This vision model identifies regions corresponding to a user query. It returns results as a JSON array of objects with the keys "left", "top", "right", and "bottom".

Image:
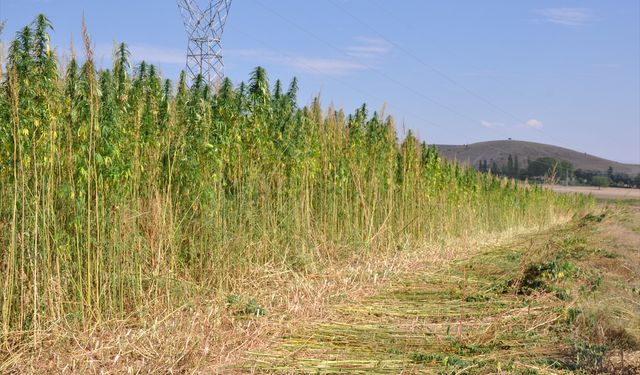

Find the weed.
[
  {"left": 242, "top": 298, "right": 268, "bottom": 317},
  {"left": 554, "top": 287, "right": 572, "bottom": 301},
  {"left": 226, "top": 294, "right": 240, "bottom": 306},
  {"left": 515, "top": 258, "right": 579, "bottom": 295},
  {"left": 564, "top": 307, "right": 582, "bottom": 324},
  {"left": 411, "top": 352, "right": 478, "bottom": 369},
  {"left": 464, "top": 294, "right": 490, "bottom": 302},
  {"left": 594, "top": 248, "right": 619, "bottom": 259},
  {"left": 572, "top": 341, "right": 609, "bottom": 372},
  {"left": 411, "top": 352, "right": 443, "bottom": 363},
  {"left": 227, "top": 295, "right": 267, "bottom": 317},
  {"left": 582, "top": 213, "right": 606, "bottom": 224},
  {"left": 589, "top": 274, "right": 604, "bottom": 291}
]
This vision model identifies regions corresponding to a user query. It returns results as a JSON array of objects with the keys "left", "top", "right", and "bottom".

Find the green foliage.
[
  {"left": 226, "top": 295, "right": 267, "bottom": 317},
  {"left": 527, "top": 157, "right": 574, "bottom": 178},
  {"left": 0, "top": 15, "right": 588, "bottom": 335},
  {"left": 572, "top": 341, "right": 608, "bottom": 372},
  {"left": 582, "top": 212, "right": 606, "bottom": 223},
  {"left": 515, "top": 258, "right": 578, "bottom": 296},
  {"left": 591, "top": 175, "right": 610, "bottom": 188}
]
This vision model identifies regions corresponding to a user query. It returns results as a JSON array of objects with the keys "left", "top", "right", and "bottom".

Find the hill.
[{"left": 435, "top": 140, "right": 640, "bottom": 176}]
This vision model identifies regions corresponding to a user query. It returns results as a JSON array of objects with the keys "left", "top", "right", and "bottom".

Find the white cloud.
[
  {"left": 228, "top": 48, "right": 368, "bottom": 76},
  {"left": 88, "top": 41, "right": 375, "bottom": 76},
  {"left": 128, "top": 45, "right": 185, "bottom": 65},
  {"left": 481, "top": 120, "right": 504, "bottom": 129},
  {"left": 344, "top": 37, "right": 391, "bottom": 59},
  {"left": 532, "top": 8, "right": 593, "bottom": 27},
  {"left": 482, "top": 119, "right": 544, "bottom": 131},
  {"left": 228, "top": 37, "right": 388, "bottom": 76},
  {"left": 524, "top": 119, "right": 544, "bottom": 129},
  {"left": 94, "top": 43, "right": 185, "bottom": 65},
  {"left": 287, "top": 57, "right": 366, "bottom": 75}
]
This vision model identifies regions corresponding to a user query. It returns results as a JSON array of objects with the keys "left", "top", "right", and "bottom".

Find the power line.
[
  {"left": 248, "top": 0, "right": 548, "bottom": 165},
  {"left": 369, "top": 0, "right": 534, "bottom": 110},
  {"left": 232, "top": 26, "right": 479, "bottom": 144},
  {"left": 253, "top": 0, "right": 486, "bottom": 128},
  {"left": 327, "top": 0, "right": 527, "bottom": 125},
  {"left": 252, "top": 0, "right": 514, "bottom": 144},
  {"left": 326, "top": 0, "right": 577, "bottom": 149},
  {"left": 233, "top": 25, "right": 529, "bottom": 171},
  {"left": 234, "top": 2, "right": 563, "bottom": 171}
]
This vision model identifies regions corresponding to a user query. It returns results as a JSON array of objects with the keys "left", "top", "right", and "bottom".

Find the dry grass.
[
  {"left": 4, "top": 203, "right": 636, "bottom": 374},
  {"left": 0, "top": 219, "right": 570, "bottom": 374},
  {"left": 238, "top": 202, "right": 640, "bottom": 374}
]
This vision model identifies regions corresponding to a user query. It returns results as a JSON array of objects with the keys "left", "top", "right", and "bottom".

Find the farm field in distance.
[{"left": 548, "top": 185, "right": 640, "bottom": 201}]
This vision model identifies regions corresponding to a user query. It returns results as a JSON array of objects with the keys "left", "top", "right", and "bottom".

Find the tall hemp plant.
[{"left": 0, "top": 15, "right": 589, "bottom": 340}]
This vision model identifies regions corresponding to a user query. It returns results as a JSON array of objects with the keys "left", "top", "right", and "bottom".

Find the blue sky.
[{"left": 2, "top": 0, "right": 639, "bottom": 164}]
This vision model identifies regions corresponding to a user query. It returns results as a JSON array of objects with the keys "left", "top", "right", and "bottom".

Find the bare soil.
[{"left": 548, "top": 185, "right": 640, "bottom": 200}]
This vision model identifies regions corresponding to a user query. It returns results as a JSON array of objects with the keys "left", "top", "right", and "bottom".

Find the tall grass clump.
[{"left": 0, "top": 16, "right": 589, "bottom": 340}]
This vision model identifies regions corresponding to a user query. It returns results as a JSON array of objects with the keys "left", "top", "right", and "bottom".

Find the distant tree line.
[
  {"left": 477, "top": 155, "right": 640, "bottom": 188},
  {"left": 574, "top": 167, "right": 639, "bottom": 188}
]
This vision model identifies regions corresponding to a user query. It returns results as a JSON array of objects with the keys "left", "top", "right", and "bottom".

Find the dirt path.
[{"left": 239, "top": 203, "right": 640, "bottom": 374}]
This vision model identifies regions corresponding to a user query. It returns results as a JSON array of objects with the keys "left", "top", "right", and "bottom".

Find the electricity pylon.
[{"left": 177, "top": 0, "right": 232, "bottom": 89}]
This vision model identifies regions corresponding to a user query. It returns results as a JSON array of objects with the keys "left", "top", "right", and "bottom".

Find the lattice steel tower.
[{"left": 177, "top": 0, "right": 232, "bottom": 89}]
